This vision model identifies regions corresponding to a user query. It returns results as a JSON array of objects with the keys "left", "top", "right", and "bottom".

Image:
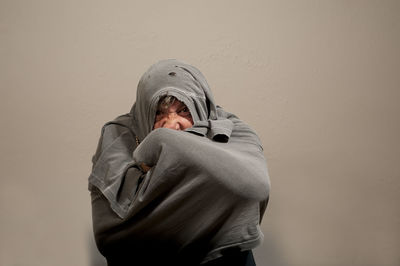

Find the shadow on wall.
[{"left": 88, "top": 229, "right": 287, "bottom": 266}]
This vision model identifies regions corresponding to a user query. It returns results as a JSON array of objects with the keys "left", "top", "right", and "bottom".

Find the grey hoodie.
[{"left": 88, "top": 59, "right": 270, "bottom": 265}]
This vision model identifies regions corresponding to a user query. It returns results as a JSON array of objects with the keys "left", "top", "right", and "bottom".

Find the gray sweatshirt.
[{"left": 88, "top": 59, "right": 270, "bottom": 265}]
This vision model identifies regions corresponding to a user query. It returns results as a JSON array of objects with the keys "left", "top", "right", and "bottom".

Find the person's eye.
[
  {"left": 179, "top": 107, "right": 191, "bottom": 117},
  {"left": 179, "top": 107, "right": 190, "bottom": 115}
]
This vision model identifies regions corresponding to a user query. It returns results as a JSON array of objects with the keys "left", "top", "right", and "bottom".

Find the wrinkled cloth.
[{"left": 88, "top": 59, "right": 270, "bottom": 265}]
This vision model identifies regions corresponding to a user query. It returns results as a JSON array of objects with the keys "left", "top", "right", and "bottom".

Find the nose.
[{"left": 160, "top": 113, "right": 182, "bottom": 130}]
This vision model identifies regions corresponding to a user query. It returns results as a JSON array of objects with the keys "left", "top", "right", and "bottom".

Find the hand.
[{"left": 140, "top": 163, "right": 151, "bottom": 173}]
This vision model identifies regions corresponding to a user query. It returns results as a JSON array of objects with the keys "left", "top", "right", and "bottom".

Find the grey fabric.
[{"left": 88, "top": 59, "right": 270, "bottom": 264}]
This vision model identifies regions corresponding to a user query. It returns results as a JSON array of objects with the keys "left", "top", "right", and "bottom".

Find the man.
[{"left": 88, "top": 59, "right": 270, "bottom": 265}]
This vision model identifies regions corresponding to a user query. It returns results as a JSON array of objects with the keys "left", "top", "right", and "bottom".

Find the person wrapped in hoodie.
[{"left": 88, "top": 59, "right": 270, "bottom": 265}]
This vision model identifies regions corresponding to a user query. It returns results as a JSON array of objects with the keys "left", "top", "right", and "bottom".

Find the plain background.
[{"left": 1, "top": 1, "right": 399, "bottom": 265}]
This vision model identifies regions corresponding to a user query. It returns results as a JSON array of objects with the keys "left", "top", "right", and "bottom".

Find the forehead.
[
  {"left": 157, "top": 96, "right": 187, "bottom": 110},
  {"left": 171, "top": 100, "right": 186, "bottom": 106}
]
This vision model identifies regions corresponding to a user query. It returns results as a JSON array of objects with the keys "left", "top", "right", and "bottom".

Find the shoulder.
[
  {"left": 92, "top": 113, "right": 137, "bottom": 164},
  {"left": 216, "top": 106, "right": 263, "bottom": 150}
]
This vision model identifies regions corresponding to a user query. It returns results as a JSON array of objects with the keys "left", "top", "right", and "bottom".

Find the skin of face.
[{"left": 153, "top": 100, "right": 193, "bottom": 130}]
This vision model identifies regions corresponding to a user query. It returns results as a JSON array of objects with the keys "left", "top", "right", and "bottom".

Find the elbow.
[{"left": 247, "top": 163, "right": 270, "bottom": 201}]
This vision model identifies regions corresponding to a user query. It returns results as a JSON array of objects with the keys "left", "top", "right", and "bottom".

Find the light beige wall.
[{"left": 1, "top": 1, "right": 399, "bottom": 265}]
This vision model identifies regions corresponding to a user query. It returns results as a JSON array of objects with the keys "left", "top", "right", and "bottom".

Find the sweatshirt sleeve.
[
  {"left": 88, "top": 121, "right": 145, "bottom": 219},
  {"left": 89, "top": 114, "right": 270, "bottom": 264}
]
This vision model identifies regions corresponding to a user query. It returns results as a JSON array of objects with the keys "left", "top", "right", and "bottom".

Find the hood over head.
[{"left": 130, "top": 59, "right": 233, "bottom": 142}]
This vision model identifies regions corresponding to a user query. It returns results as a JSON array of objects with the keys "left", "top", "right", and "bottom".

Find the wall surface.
[{"left": 1, "top": 1, "right": 399, "bottom": 265}]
